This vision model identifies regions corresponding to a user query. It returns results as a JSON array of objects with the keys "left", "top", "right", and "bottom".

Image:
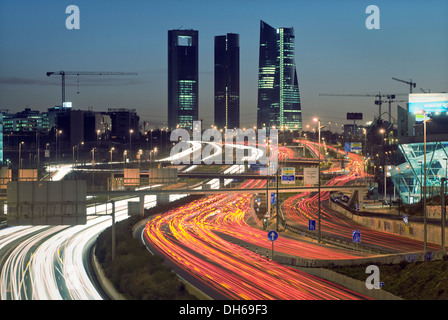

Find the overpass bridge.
[{"left": 87, "top": 184, "right": 366, "bottom": 216}]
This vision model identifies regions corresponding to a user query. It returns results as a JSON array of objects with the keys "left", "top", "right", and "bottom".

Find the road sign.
[
  {"left": 309, "top": 220, "right": 316, "bottom": 231},
  {"left": 303, "top": 167, "right": 318, "bottom": 185},
  {"left": 270, "top": 193, "right": 275, "bottom": 204},
  {"left": 250, "top": 163, "right": 266, "bottom": 171},
  {"left": 352, "top": 230, "right": 361, "bottom": 243},
  {"left": 403, "top": 214, "right": 408, "bottom": 224},
  {"left": 268, "top": 230, "right": 278, "bottom": 242},
  {"left": 356, "top": 203, "right": 359, "bottom": 211},
  {"left": 281, "top": 167, "right": 295, "bottom": 185}
]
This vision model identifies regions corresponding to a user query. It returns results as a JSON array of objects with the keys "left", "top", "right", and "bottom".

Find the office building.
[
  {"left": 168, "top": 29, "right": 199, "bottom": 130},
  {"left": 107, "top": 108, "right": 139, "bottom": 142},
  {"left": 257, "top": 20, "right": 302, "bottom": 131},
  {"left": 214, "top": 33, "right": 240, "bottom": 129},
  {"left": 2, "top": 108, "right": 46, "bottom": 133}
]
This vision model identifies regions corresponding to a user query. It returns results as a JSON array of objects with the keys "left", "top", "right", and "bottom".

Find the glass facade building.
[
  {"left": 390, "top": 141, "right": 448, "bottom": 204},
  {"left": 168, "top": 29, "right": 199, "bottom": 131},
  {"left": 257, "top": 20, "right": 302, "bottom": 131},
  {"left": 214, "top": 33, "right": 240, "bottom": 130}
]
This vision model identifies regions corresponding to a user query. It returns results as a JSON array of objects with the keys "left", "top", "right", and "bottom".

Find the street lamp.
[
  {"left": 313, "top": 117, "right": 322, "bottom": 243},
  {"left": 18, "top": 142, "right": 24, "bottom": 170},
  {"left": 415, "top": 109, "right": 428, "bottom": 253},
  {"left": 110, "top": 147, "right": 115, "bottom": 162},
  {"left": 56, "top": 129, "right": 62, "bottom": 163},
  {"left": 379, "top": 128, "right": 386, "bottom": 201},
  {"left": 129, "top": 129, "right": 134, "bottom": 159}
]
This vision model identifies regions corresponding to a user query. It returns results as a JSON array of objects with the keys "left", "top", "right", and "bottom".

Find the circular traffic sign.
[{"left": 268, "top": 230, "right": 278, "bottom": 242}]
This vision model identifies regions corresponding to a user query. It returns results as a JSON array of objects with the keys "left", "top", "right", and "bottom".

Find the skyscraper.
[
  {"left": 257, "top": 20, "right": 302, "bottom": 131},
  {"left": 168, "top": 29, "right": 199, "bottom": 131},
  {"left": 214, "top": 33, "right": 240, "bottom": 129}
]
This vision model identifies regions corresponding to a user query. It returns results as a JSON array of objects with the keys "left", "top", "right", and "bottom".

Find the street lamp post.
[
  {"left": 56, "top": 129, "right": 62, "bottom": 163},
  {"left": 379, "top": 128, "right": 386, "bottom": 201},
  {"left": 313, "top": 117, "right": 322, "bottom": 243},
  {"left": 416, "top": 109, "right": 428, "bottom": 253},
  {"left": 18, "top": 142, "right": 24, "bottom": 170},
  {"left": 91, "top": 148, "right": 96, "bottom": 192},
  {"left": 129, "top": 129, "right": 133, "bottom": 160}
]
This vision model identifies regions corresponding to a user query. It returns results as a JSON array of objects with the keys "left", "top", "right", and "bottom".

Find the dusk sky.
[{"left": 1, "top": 0, "right": 447, "bottom": 130}]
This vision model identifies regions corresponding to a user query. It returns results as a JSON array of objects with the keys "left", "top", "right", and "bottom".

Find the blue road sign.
[
  {"left": 352, "top": 230, "right": 361, "bottom": 243},
  {"left": 403, "top": 214, "right": 408, "bottom": 224},
  {"left": 309, "top": 220, "right": 316, "bottom": 231},
  {"left": 345, "top": 143, "right": 351, "bottom": 152},
  {"left": 356, "top": 203, "right": 359, "bottom": 211},
  {"left": 250, "top": 163, "right": 267, "bottom": 171},
  {"left": 268, "top": 230, "right": 278, "bottom": 242},
  {"left": 270, "top": 193, "right": 275, "bottom": 204},
  {"left": 282, "top": 175, "right": 295, "bottom": 181}
]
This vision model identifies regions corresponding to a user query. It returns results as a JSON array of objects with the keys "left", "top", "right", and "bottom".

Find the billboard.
[
  {"left": 147, "top": 168, "right": 178, "bottom": 184},
  {"left": 6, "top": 180, "right": 87, "bottom": 226},
  {"left": 124, "top": 168, "right": 140, "bottom": 186},
  {"left": 347, "top": 112, "right": 363, "bottom": 120},
  {"left": 409, "top": 93, "right": 448, "bottom": 114},
  {"left": 18, "top": 169, "right": 38, "bottom": 181}
]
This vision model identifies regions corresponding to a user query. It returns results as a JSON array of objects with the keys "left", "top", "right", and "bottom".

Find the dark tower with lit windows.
[
  {"left": 214, "top": 33, "right": 240, "bottom": 130},
  {"left": 257, "top": 20, "right": 302, "bottom": 131},
  {"left": 168, "top": 29, "right": 199, "bottom": 131}
]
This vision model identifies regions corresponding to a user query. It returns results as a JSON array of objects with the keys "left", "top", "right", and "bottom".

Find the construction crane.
[
  {"left": 46, "top": 70, "right": 138, "bottom": 105},
  {"left": 392, "top": 77, "right": 416, "bottom": 93},
  {"left": 318, "top": 92, "right": 408, "bottom": 122}
]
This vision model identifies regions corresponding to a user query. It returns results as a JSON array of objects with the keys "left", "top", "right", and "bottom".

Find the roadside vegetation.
[
  {"left": 329, "top": 255, "right": 448, "bottom": 300},
  {"left": 95, "top": 196, "right": 202, "bottom": 300}
]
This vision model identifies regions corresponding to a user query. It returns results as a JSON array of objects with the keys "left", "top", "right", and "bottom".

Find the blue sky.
[{"left": 0, "top": 0, "right": 447, "bottom": 130}]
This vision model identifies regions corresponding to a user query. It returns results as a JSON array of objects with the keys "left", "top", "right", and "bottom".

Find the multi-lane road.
[{"left": 0, "top": 140, "right": 439, "bottom": 300}]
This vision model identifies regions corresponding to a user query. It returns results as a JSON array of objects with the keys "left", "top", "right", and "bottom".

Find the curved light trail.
[
  {"left": 144, "top": 163, "right": 371, "bottom": 301},
  {"left": 285, "top": 140, "right": 440, "bottom": 253}
]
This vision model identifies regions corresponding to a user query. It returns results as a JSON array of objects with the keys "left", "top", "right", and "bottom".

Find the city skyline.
[{"left": 0, "top": 0, "right": 447, "bottom": 130}]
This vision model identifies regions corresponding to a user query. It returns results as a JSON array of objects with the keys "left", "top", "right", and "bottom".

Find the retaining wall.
[{"left": 328, "top": 201, "right": 448, "bottom": 247}]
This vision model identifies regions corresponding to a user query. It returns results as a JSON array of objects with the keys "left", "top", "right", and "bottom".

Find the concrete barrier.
[
  {"left": 91, "top": 246, "right": 127, "bottom": 300},
  {"left": 328, "top": 201, "right": 448, "bottom": 246},
  {"left": 294, "top": 267, "right": 402, "bottom": 300},
  {"left": 273, "top": 250, "right": 446, "bottom": 268}
]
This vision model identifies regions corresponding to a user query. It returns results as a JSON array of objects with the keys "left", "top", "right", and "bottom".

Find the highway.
[
  {"left": 0, "top": 141, "right": 255, "bottom": 300},
  {"left": 143, "top": 178, "right": 371, "bottom": 300},
  {"left": 283, "top": 140, "right": 441, "bottom": 253},
  {"left": 143, "top": 142, "right": 374, "bottom": 300},
  {"left": 0, "top": 138, "right": 434, "bottom": 300},
  {"left": 0, "top": 162, "right": 181, "bottom": 300}
]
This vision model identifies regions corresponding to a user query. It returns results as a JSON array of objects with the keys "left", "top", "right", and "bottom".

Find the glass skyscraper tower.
[
  {"left": 257, "top": 20, "right": 302, "bottom": 131},
  {"left": 214, "top": 33, "right": 240, "bottom": 130},
  {"left": 168, "top": 29, "right": 199, "bottom": 130}
]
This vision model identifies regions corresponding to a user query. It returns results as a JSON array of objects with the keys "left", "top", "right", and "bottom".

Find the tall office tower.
[
  {"left": 257, "top": 20, "right": 302, "bottom": 131},
  {"left": 214, "top": 33, "right": 240, "bottom": 129},
  {"left": 168, "top": 29, "right": 199, "bottom": 131}
]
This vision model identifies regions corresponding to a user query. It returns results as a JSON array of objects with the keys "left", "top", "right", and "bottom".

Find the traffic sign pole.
[{"left": 268, "top": 230, "right": 278, "bottom": 260}]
